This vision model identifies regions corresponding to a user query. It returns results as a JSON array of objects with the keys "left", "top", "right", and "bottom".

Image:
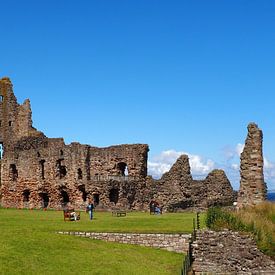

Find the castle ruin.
[
  {"left": 237, "top": 123, "right": 267, "bottom": 208},
  {"left": 0, "top": 77, "right": 235, "bottom": 210}
]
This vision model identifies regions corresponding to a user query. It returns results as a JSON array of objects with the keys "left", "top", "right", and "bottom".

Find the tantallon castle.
[{"left": 0, "top": 77, "right": 267, "bottom": 210}]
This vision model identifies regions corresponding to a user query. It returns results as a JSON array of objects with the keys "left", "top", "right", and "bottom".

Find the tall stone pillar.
[{"left": 237, "top": 123, "right": 266, "bottom": 208}]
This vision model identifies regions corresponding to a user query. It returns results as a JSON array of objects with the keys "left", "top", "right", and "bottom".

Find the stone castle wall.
[
  {"left": 0, "top": 77, "right": 235, "bottom": 210},
  {"left": 146, "top": 155, "right": 235, "bottom": 211},
  {"left": 238, "top": 123, "right": 267, "bottom": 208}
]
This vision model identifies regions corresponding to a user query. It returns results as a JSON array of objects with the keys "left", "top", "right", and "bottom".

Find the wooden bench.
[
  {"left": 63, "top": 209, "right": 80, "bottom": 221},
  {"left": 112, "top": 210, "right": 127, "bottom": 217}
]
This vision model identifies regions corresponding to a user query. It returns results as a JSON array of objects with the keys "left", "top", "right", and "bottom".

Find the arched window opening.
[
  {"left": 78, "top": 185, "right": 87, "bottom": 202},
  {"left": 56, "top": 159, "right": 67, "bottom": 178},
  {"left": 9, "top": 164, "right": 18, "bottom": 181},
  {"left": 77, "top": 168, "right": 83, "bottom": 180},
  {"left": 60, "top": 150, "right": 64, "bottom": 156},
  {"left": 109, "top": 188, "right": 119, "bottom": 204},
  {"left": 40, "top": 193, "right": 49, "bottom": 208},
  {"left": 0, "top": 95, "right": 3, "bottom": 102},
  {"left": 23, "top": 190, "right": 30, "bottom": 202},
  {"left": 93, "top": 193, "right": 100, "bottom": 206},
  {"left": 0, "top": 143, "right": 4, "bottom": 159},
  {"left": 117, "top": 162, "right": 128, "bottom": 176},
  {"left": 60, "top": 190, "right": 70, "bottom": 207},
  {"left": 9, "top": 121, "right": 12, "bottom": 126},
  {"left": 40, "top": 160, "right": 45, "bottom": 179}
]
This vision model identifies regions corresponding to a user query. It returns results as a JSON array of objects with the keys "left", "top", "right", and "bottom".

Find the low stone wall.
[
  {"left": 58, "top": 231, "right": 191, "bottom": 253},
  {"left": 191, "top": 230, "right": 275, "bottom": 274}
]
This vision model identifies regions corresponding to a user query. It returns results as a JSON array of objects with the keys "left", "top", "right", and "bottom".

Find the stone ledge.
[{"left": 57, "top": 231, "right": 191, "bottom": 253}]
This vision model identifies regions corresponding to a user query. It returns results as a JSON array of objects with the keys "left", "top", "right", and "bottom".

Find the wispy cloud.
[{"left": 148, "top": 149, "right": 214, "bottom": 179}]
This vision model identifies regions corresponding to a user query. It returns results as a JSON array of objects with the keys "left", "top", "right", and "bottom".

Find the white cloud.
[
  {"left": 223, "top": 143, "right": 244, "bottom": 161},
  {"left": 236, "top": 143, "right": 244, "bottom": 156},
  {"left": 148, "top": 149, "right": 215, "bottom": 179},
  {"left": 148, "top": 147, "right": 275, "bottom": 191}
]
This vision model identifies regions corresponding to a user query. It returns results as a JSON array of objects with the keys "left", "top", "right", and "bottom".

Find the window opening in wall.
[
  {"left": 23, "top": 190, "right": 30, "bottom": 202},
  {"left": 77, "top": 168, "right": 83, "bottom": 180},
  {"left": 0, "top": 95, "right": 3, "bottom": 102},
  {"left": 60, "top": 190, "right": 69, "bottom": 207},
  {"left": 109, "top": 188, "right": 119, "bottom": 204},
  {"left": 125, "top": 166, "right": 129, "bottom": 176},
  {"left": 60, "top": 150, "right": 64, "bottom": 156},
  {"left": 9, "top": 121, "right": 12, "bottom": 126},
  {"left": 56, "top": 159, "right": 67, "bottom": 178},
  {"left": 9, "top": 164, "right": 18, "bottom": 181},
  {"left": 78, "top": 185, "right": 87, "bottom": 202},
  {"left": 0, "top": 143, "right": 3, "bottom": 159},
  {"left": 37, "top": 152, "right": 41, "bottom": 157},
  {"left": 93, "top": 193, "right": 100, "bottom": 206},
  {"left": 40, "top": 193, "right": 49, "bottom": 208},
  {"left": 117, "top": 162, "right": 128, "bottom": 176},
  {"left": 40, "top": 160, "right": 45, "bottom": 179},
  {"left": 0, "top": 120, "right": 2, "bottom": 127}
]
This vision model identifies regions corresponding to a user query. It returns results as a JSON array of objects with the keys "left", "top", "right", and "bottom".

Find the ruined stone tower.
[
  {"left": 237, "top": 123, "right": 266, "bottom": 208},
  {"left": 0, "top": 77, "right": 43, "bottom": 154}
]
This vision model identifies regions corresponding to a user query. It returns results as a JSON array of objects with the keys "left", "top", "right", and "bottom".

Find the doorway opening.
[
  {"left": 109, "top": 188, "right": 119, "bottom": 204},
  {"left": 40, "top": 193, "right": 49, "bottom": 208},
  {"left": 93, "top": 193, "right": 100, "bottom": 206},
  {"left": 78, "top": 185, "right": 87, "bottom": 202},
  {"left": 60, "top": 190, "right": 69, "bottom": 207}
]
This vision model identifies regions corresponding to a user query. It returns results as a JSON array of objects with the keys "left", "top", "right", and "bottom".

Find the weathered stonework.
[
  {"left": 0, "top": 77, "right": 235, "bottom": 210},
  {"left": 238, "top": 123, "right": 267, "bottom": 208},
  {"left": 146, "top": 155, "right": 234, "bottom": 211},
  {"left": 58, "top": 231, "right": 191, "bottom": 253},
  {"left": 0, "top": 78, "right": 149, "bottom": 210},
  {"left": 191, "top": 230, "right": 275, "bottom": 274}
]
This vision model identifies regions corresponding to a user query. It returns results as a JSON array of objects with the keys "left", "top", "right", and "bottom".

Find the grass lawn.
[{"left": 0, "top": 209, "right": 205, "bottom": 275}]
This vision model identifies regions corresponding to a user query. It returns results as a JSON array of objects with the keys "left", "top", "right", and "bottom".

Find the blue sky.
[{"left": 0, "top": 0, "right": 275, "bottom": 190}]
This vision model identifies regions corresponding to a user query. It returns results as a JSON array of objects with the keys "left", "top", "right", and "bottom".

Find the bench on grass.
[
  {"left": 63, "top": 209, "right": 80, "bottom": 221},
  {"left": 112, "top": 210, "right": 127, "bottom": 217}
]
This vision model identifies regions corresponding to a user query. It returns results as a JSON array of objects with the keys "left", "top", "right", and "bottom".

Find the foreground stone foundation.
[
  {"left": 191, "top": 230, "right": 275, "bottom": 274},
  {"left": 58, "top": 231, "right": 191, "bottom": 253}
]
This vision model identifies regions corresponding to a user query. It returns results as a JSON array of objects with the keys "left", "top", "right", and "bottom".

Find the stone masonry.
[
  {"left": 0, "top": 77, "right": 235, "bottom": 210},
  {"left": 58, "top": 231, "right": 191, "bottom": 253},
  {"left": 191, "top": 230, "right": 275, "bottom": 274},
  {"left": 238, "top": 123, "right": 267, "bottom": 208},
  {"left": 146, "top": 155, "right": 235, "bottom": 211}
]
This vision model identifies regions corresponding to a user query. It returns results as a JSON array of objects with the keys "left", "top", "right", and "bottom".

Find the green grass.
[{"left": 0, "top": 209, "right": 204, "bottom": 274}]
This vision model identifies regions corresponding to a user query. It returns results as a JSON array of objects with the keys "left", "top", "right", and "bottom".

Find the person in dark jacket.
[{"left": 86, "top": 199, "right": 94, "bottom": 220}]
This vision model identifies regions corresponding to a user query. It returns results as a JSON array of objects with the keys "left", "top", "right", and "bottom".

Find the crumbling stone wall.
[
  {"left": 0, "top": 77, "right": 235, "bottom": 211},
  {"left": 191, "top": 230, "right": 275, "bottom": 274},
  {"left": 0, "top": 77, "right": 149, "bottom": 210},
  {"left": 238, "top": 123, "right": 267, "bottom": 208},
  {"left": 146, "top": 155, "right": 234, "bottom": 211}
]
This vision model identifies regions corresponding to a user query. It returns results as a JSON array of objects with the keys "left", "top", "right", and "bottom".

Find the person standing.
[{"left": 86, "top": 199, "right": 94, "bottom": 220}]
